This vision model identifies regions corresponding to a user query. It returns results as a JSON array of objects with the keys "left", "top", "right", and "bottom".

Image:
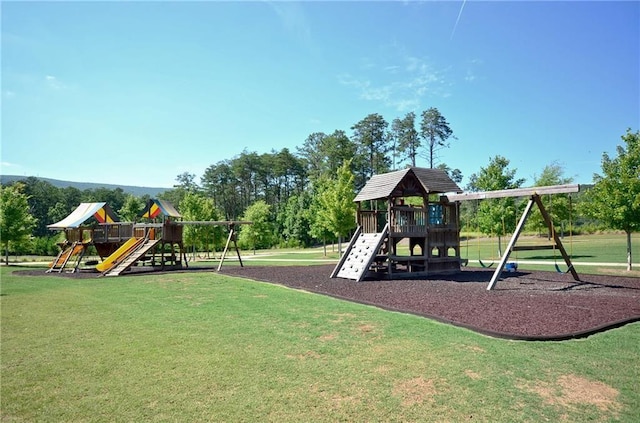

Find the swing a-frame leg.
[
  {"left": 217, "top": 223, "right": 243, "bottom": 271},
  {"left": 533, "top": 195, "right": 579, "bottom": 282},
  {"left": 486, "top": 194, "right": 579, "bottom": 290}
]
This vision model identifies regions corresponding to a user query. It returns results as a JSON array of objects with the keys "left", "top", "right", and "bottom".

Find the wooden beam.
[
  {"left": 487, "top": 197, "right": 536, "bottom": 290},
  {"left": 445, "top": 184, "right": 580, "bottom": 202},
  {"left": 178, "top": 221, "right": 253, "bottom": 226},
  {"left": 217, "top": 224, "right": 244, "bottom": 271},
  {"left": 533, "top": 195, "right": 580, "bottom": 281}
]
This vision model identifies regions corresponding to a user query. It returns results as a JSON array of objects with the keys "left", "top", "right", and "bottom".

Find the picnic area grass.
[{"left": 1, "top": 266, "right": 638, "bottom": 422}]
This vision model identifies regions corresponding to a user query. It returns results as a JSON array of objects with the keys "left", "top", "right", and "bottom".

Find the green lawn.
[
  {"left": 459, "top": 232, "right": 640, "bottom": 276},
  {"left": 2, "top": 267, "right": 638, "bottom": 422},
  {"left": 196, "top": 233, "right": 639, "bottom": 276}
]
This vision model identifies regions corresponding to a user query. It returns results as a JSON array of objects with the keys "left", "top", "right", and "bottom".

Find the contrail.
[{"left": 450, "top": 0, "right": 467, "bottom": 40}]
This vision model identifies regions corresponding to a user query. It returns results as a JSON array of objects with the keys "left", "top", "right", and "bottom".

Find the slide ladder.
[
  {"left": 103, "top": 239, "right": 161, "bottom": 277},
  {"left": 47, "top": 242, "right": 85, "bottom": 273},
  {"left": 331, "top": 224, "right": 389, "bottom": 282}
]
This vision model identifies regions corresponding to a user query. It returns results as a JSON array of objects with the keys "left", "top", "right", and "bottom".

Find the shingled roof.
[{"left": 354, "top": 167, "right": 462, "bottom": 202}]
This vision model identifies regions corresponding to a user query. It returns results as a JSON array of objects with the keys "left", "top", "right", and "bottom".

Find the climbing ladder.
[
  {"left": 47, "top": 242, "right": 86, "bottom": 273},
  {"left": 331, "top": 224, "right": 389, "bottom": 282},
  {"left": 103, "top": 239, "right": 161, "bottom": 277}
]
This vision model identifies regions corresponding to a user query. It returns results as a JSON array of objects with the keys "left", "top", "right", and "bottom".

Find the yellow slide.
[
  {"left": 96, "top": 238, "right": 142, "bottom": 273},
  {"left": 49, "top": 243, "right": 84, "bottom": 269}
]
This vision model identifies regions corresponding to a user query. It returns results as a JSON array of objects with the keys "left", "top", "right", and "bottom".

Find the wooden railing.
[
  {"left": 61, "top": 221, "right": 180, "bottom": 244},
  {"left": 92, "top": 223, "right": 135, "bottom": 243},
  {"left": 391, "top": 207, "right": 427, "bottom": 234},
  {"left": 358, "top": 211, "right": 387, "bottom": 233}
]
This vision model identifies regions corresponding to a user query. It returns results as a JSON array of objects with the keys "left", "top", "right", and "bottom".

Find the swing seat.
[
  {"left": 479, "top": 259, "right": 494, "bottom": 268},
  {"left": 554, "top": 263, "right": 573, "bottom": 274}
]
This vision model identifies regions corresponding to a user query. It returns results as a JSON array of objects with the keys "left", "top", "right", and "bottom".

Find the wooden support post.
[
  {"left": 533, "top": 195, "right": 580, "bottom": 282},
  {"left": 232, "top": 224, "right": 243, "bottom": 268},
  {"left": 217, "top": 224, "right": 243, "bottom": 271},
  {"left": 487, "top": 197, "right": 536, "bottom": 290},
  {"left": 182, "top": 244, "right": 188, "bottom": 269}
]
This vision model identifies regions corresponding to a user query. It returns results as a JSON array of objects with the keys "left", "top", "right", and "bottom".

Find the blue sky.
[{"left": 2, "top": 1, "right": 638, "bottom": 189}]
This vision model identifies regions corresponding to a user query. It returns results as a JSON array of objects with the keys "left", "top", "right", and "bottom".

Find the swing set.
[
  {"left": 465, "top": 201, "right": 510, "bottom": 269},
  {"left": 449, "top": 184, "right": 581, "bottom": 290}
]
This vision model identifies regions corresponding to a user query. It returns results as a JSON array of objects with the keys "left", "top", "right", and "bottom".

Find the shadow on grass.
[{"left": 521, "top": 254, "right": 594, "bottom": 260}]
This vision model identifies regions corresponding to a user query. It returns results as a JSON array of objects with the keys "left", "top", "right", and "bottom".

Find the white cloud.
[
  {"left": 267, "top": 1, "right": 311, "bottom": 46},
  {"left": 0, "top": 161, "right": 22, "bottom": 171},
  {"left": 338, "top": 55, "right": 449, "bottom": 112},
  {"left": 464, "top": 59, "right": 483, "bottom": 83},
  {"left": 465, "top": 70, "right": 477, "bottom": 82},
  {"left": 45, "top": 75, "right": 66, "bottom": 90}
]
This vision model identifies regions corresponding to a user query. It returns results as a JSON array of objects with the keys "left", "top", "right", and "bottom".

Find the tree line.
[{"left": 1, "top": 109, "right": 638, "bottom": 269}]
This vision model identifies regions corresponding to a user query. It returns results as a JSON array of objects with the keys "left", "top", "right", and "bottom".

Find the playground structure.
[
  {"left": 446, "top": 184, "right": 581, "bottom": 290},
  {"left": 47, "top": 199, "right": 250, "bottom": 276},
  {"left": 47, "top": 202, "right": 120, "bottom": 273},
  {"left": 331, "top": 167, "right": 464, "bottom": 281},
  {"left": 47, "top": 199, "right": 186, "bottom": 275},
  {"left": 331, "top": 167, "right": 581, "bottom": 290}
]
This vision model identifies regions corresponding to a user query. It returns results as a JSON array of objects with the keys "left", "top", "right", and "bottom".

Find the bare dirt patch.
[
  {"left": 393, "top": 377, "right": 438, "bottom": 406},
  {"left": 518, "top": 374, "right": 621, "bottom": 417},
  {"left": 557, "top": 375, "right": 620, "bottom": 413},
  {"left": 319, "top": 333, "right": 337, "bottom": 341}
]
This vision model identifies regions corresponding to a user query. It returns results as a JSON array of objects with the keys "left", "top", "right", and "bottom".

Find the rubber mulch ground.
[{"left": 218, "top": 264, "right": 640, "bottom": 341}]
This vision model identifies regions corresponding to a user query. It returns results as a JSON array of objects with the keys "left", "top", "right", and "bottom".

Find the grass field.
[
  {"left": 1, "top": 266, "right": 638, "bottom": 422},
  {"left": 193, "top": 232, "right": 640, "bottom": 277},
  {"left": 458, "top": 232, "right": 640, "bottom": 276}
]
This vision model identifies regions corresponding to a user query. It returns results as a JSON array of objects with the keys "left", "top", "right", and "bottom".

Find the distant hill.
[{"left": 1, "top": 175, "right": 169, "bottom": 198}]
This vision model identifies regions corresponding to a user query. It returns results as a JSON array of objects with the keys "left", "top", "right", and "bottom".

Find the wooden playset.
[
  {"left": 331, "top": 167, "right": 581, "bottom": 289},
  {"left": 331, "top": 167, "right": 464, "bottom": 281},
  {"left": 47, "top": 199, "right": 186, "bottom": 275},
  {"left": 47, "top": 199, "right": 249, "bottom": 276}
]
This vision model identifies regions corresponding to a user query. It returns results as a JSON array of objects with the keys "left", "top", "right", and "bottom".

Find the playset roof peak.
[{"left": 354, "top": 167, "right": 462, "bottom": 202}]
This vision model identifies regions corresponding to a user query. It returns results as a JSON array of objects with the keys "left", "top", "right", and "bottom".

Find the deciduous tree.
[
  {"left": 582, "top": 129, "right": 640, "bottom": 270},
  {"left": 298, "top": 130, "right": 356, "bottom": 183},
  {"left": 119, "top": 194, "right": 145, "bottom": 222},
  {"left": 0, "top": 184, "right": 37, "bottom": 264},
  {"left": 180, "top": 192, "right": 222, "bottom": 259},
  {"left": 467, "top": 156, "right": 525, "bottom": 256},
  {"left": 315, "top": 161, "right": 357, "bottom": 254},
  {"left": 527, "top": 162, "right": 574, "bottom": 236},
  {"left": 238, "top": 200, "right": 274, "bottom": 252},
  {"left": 277, "top": 192, "right": 314, "bottom": 248}
]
